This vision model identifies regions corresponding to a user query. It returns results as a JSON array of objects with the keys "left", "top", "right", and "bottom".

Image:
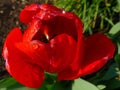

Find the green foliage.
[
  {"left": 109, "top": 22, "right": 120, "bottom": 35},
  {"left": 101, "top": 63, "right": 118, "bottom": 81},
  {"left": 0, "top": 77, "right": 36, "bottom": 90},
  {"left": 72, "top": 78, "right": 99, "bottom": 90},
  {"left": 53, "top": 0, "right": 119, "bottom": 34},
  {"left": 0, "top": 77, "right": 99, "bottom": 90},
  {"left": 0, "top": 77, "right": 17, "bottom": 88}
]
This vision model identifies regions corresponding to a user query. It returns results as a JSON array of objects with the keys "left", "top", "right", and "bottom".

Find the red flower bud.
[{"left": 2, "top": 4, "right": 115, "bottom": 88}]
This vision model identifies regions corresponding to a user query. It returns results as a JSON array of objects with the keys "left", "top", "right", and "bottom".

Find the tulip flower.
[{"left": 2, "top": 4, "right": 115, "bottom": 88}]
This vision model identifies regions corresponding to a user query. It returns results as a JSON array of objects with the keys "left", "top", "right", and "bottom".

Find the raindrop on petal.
[
  {"left": 62, "top": 10, "right": 65, "bottom": 14},
  {"left": 31, "top": 29, "right": 35, "bottom": 33},
  {"left": 103, "top": 56, "right": 109, "bottom": 60},
  {"left": 48, "top": 15, "right": 51, "bottom": 18},
  {"left": 32, "top": 43, "right": 39, "bottom": 49}
]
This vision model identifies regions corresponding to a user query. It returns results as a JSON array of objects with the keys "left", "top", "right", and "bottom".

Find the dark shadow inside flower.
[
  {"left": 31, "top": 15, "right": 78, "bottom": 43},
  {"left": 32, "top": 30, "right": 49, "bottom": 43}
]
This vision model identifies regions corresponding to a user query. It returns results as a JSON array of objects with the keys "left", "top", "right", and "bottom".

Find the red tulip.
[{"left": 2, "top": 4, "right": 115, "bottom": 88}]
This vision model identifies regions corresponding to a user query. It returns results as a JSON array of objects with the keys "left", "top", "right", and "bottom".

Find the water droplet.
[
  {"left": 103, "top": 56, "right": 109, "bottom": 60},
  {"left": 32, "top": 43, "right": 39, "bottom": 49},
  {"left": 48, "top": 15, "right": 51, "bottom": 18},
  {"left": 62, "top": 10, "right": 65, "bottom": 14},
  {"left": 31, "top": 29, "right": 35, "bottom": 33}
]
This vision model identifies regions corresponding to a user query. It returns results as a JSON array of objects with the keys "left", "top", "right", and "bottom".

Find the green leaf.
[
  {"left": 109, "top": 22, "right": 120, "bottom": 34},
  {"left": 6, "top": 82, "right": 48, "bottom": 90},
  {"left": 0, "top": 77, "right": 48, "bottom": 90},
  {"left": 0, "top": 88, "right": 7, "bottom": 90},
  {"left": 72, "top": 78, "right": 99, "bottom": 90},
  {"left": 115, "top": 54, "right": 120, "bottom": 68},
  {"left": 104, "top": 78, "right": 120, "bottom": 90},
  {"left": 52, "top": 80, "right": 73, "bottom": 90},
  {"left": 6, "top": 82, "right": 35, "bottom": 90},
  {"left": 0, "top": 77, "right": 36, "bottom": 90},
  {"left": 6, "top": 80, "right": 48, "bottom": 90},
  {"left": 0, "top": 77, "right": 17, "bottom": 88},
  {"left": 101, "top": 63, "right": 118, "bottom": 81},
  {"left": 45, "top": 72, "right": 57, "bottom": 85},
  {"left": 117, "top": 42, "right": 120, "bottom": 54},
  {"left": 97, "top": 85, "right": 106, "bottom": 90},
  {"left": 113, "top": 0, "right": 120, "bottom": 12},
  {"left": 7, "top": 87, "right": 35, "bottom": 90},
  {"left": 37, "top": 84, "right": 48, "bottom": 90}
]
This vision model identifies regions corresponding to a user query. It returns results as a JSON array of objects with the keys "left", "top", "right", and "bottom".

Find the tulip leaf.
[
  {"left": 0, "top": 88, "right": 7, "bottom": 90},
  {"left": 6, "top": 80, "right": 48, "bottom": 90},
  {"left": 6, "top": 82, "right": 35, "bottom": 90},
  {"left": 109, "top": 22, "right": 120, "bottom": 34},
  {"left": 97, "top": 85, "right": 106, "bottom": 90},
  {"left": 103, "top": 78, "right": 120, "bottom": 90},
  {"left": 0, "top": 77, "right": 35, "bottom": 90},
  {"left": 117, "top": 42, "right": 120, "bottom": 54},
  {"left": 52, "top": 80, "right": 73, "bottom": 90},
  {"left": 0, "top": 77, "right": 17, "bottom": 88},
  {"left": 113, "top": 0, "right": 120, "bottom": 12},
  {"left": 72, "top": 78, "right": 99, "bottom": 90},
  {"left": 7, "top": 87, "right": 35, "bottom": 90},
  {"left": 115, "top": 54, "right": 120, "bottom": 68},
  {"left": 101, "top": 63, "right": 118, "bottom": 81}
]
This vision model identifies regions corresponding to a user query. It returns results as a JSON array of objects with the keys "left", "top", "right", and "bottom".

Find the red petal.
[
  {"left": 2, "top": 28, "right": 44, "bottom": 88},
  {"left": 46, "top": 13, "right": 78, "bottom": 40},
  {"left": 34, "top": 5, "right": 83, "bottom": 41},
  {"left": 20, "top": 4, "right": 62, "bottom": 24},
  {"left": 20, "top": 4, "right": 40, "bottom": 24},
  {"left": 45, "top": 13, "right": 83, "bottom": 72},
  {"left": 21, "top": 4, "right": 83, "bottom": 43},
  {"left": 40, "top": 4, "right": 62, "bottom": 12},
  {"left": 80, "top": 34, "right": 115, "bottom": 75},
  {"left": 35, "top": 4, "right": 62, "bottom": 21},
  {"left": 34, "top": 12, "right": 82, "bottom": 41},
  {"left": 49, "top": 34, "right": 77, "bottom": 73},
  {"left": 23, "top": 19, "right": 42, "bottom": 42},
  {"left": 6, "top": 56, "right": 44, "bottom": 88},
  {"left": 58, "top": 67, "right": 80, "bottom": 80},
  {"left": 17, "top": 34, "right": 77, "bottom": 73},
  {"left": 2, "top": 27, "right": 22, "bottom": 60},
  {"left": 58, "top": 34, "right": 115, "bottom": 80},
  {"left": 15, "top": 40, "right": 50, "bottom": 70}
]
